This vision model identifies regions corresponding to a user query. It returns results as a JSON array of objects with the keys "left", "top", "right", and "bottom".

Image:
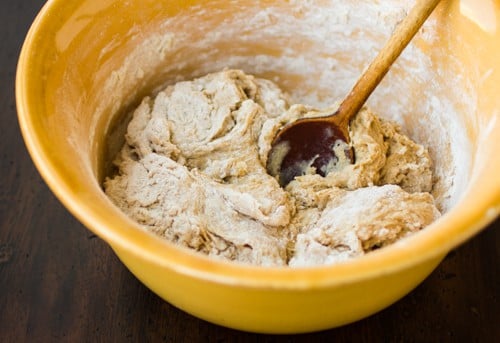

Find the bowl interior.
[{"left": 17, "top": 0, "right": 500, "bottom": 280}]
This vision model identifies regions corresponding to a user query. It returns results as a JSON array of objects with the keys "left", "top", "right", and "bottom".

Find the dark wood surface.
[{"left": 1, "top": 1, "right": 498, "bottom": 341}]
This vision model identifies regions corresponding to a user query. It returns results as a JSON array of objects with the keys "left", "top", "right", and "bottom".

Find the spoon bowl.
[{"left": 267, "top": 110, "right": 353, "bottom": 186}]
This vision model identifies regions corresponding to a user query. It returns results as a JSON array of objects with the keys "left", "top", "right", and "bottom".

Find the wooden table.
[{"left": 1, "top": 1, "right": 498, "bottom": 341}]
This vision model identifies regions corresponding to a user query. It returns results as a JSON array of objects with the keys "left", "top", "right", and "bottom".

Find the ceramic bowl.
[{"left": 16, "top": 0, "right": 500, "bottom": 333}]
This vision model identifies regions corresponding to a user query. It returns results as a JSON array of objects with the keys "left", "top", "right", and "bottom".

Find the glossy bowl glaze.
[{"left": 16, "top": 0, "right": 500, "bottom": 333}]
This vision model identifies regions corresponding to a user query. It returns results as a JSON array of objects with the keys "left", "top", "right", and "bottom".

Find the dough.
[{"left": 104, "top": 69, "right": 440, "bottom": 267}]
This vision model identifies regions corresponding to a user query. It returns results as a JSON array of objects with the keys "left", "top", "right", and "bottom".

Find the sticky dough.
[{"left": 104, "top": 70, "right": 440, "bottom": 267}]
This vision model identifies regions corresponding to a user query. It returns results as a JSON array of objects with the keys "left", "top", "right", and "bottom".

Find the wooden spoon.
[{"left": 267, "top": 0, "right": 441, "bottom": 186}]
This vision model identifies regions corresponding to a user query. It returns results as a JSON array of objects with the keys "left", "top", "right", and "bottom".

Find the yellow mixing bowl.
[{"left": 16, "top": 0, "right": 500, "bottom": 333}]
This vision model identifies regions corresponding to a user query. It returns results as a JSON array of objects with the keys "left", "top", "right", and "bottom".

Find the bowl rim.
[{"left": 15, "top": 0, "right": 500, "bottom": 289}]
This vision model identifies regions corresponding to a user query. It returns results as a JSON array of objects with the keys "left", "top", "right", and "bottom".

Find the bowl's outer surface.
[
  {"left": 113, "top": 245, "right": 444, "bottom": 333},
  {"left": 16, "top": 0, "right": 500, "bottom": 333}
]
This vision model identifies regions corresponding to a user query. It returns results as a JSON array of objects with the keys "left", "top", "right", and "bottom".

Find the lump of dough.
[
  {"left": 105, "top": 70, "right": 293, "bottom": 266},
  {"left": 105, "top": 153, "right": 289, "bottom": 266},
  {"left": 105, "top": 69, "right": 440, "bottom": 267},
  {"left": 289, "top": 185, "right": 440, "bottom": 267}
]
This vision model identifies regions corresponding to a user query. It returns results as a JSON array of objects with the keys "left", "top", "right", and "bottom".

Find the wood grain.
[{"left": 1, "top": 0, "right": 498, "bottom": 341}]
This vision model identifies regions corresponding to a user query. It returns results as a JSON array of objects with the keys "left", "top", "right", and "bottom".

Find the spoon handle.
[{"left": 336, "top": 0, "right": 441, "bottom": 125}]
